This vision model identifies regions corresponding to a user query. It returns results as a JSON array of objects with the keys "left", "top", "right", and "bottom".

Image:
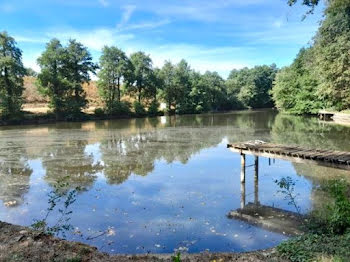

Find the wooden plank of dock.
[{"left": 227, "top": 141, "right": 350, "bottom": 170}]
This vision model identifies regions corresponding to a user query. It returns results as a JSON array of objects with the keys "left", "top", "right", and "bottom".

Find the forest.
[
  {"left": 0, "top": 32, "right": 277, "bottom": 121},
  {"left": 0, "top": 0, "right": 350, "bottom": 121}
]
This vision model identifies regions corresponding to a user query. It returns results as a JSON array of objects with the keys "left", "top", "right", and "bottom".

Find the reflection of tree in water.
[
  {"left": 96, "top": 110, "right": 280, "bottom": 185},
  {"left": 271, "top": 114, "right": 350, "bottom": 151},
  {"left": 0, "top": 141, "right": 32, "bottom": 207},
  {"left": 42, "top": 138, "right": 102, "bottom": 189}
]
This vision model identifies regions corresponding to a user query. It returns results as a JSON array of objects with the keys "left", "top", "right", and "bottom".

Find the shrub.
[
  {"left": 133, "top": 101, "right": 146, "bottom": 116},
  {"left": 94, "top": 108, "right": 105, "bottom": 117},
  {"left": 107, "top": 101, "right": 131, "bottom": 116},
  {"left": 147, "top": 101, "right": 159, "bottom": 116}
]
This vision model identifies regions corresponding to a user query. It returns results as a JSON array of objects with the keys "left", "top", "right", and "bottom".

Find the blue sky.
[{"left": 0, "top": 0, "right": 324, "bottom": 78}]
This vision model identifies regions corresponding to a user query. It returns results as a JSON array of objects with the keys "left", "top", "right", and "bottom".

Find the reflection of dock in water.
[
  {"left": 228, "top": 203, "right": 304, "bottom": 236},
  {"left": 228, "top": 140, "right": 350, "bottom": 170},
  {"left": 226, "top": 140, "right": 320, "bottom": 236}
]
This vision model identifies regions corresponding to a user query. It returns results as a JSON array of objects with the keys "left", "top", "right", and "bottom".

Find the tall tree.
[
  {"left": 97, "top": 46, "right": 132, "bottom": 111},
  {"left": 313, "top": 0, "right": 350, "bottom": 110},
  {"left": 63, "top": 39, "right": 97, "bottom": 115},
  {"left": 159, "top": 60, "right": 176, "bottom": 111},
  {"left": 174, "top": 59, "right": 192, "bottom": 113},
  {"left": 272, "top": 48, "right": 322, "bottom": 114},
  {"left": 0, "top": 32, "right": 25, "bottom": 118},
  {"left": 128, "top": 52, "right": 153, "bottom": 103},
  {"left": 227, "top": 65, "right": 277, "bottom": 109},
  {"left": 202, "top": 71, "right": 227, "bottom": 111},
  {"left": 37, "top": 39, "right": 67, "bottom": 117}
]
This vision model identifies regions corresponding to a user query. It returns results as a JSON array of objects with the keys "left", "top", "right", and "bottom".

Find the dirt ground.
[{"left": 0, "top": 221, "right": 287, "bottom": 262}]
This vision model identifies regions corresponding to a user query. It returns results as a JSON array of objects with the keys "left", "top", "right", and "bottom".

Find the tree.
[
  {"left": 0, "top": 31, "right": 25, "bottom": 118},
  {"left": 174, "top": 59, "right": 192, "bottom": 114},
  {"left": 37, "top": 39, "right": 68, "bottom": 117},
  {"left": 312, "top": 0, "right": 350, "bottom": 110},
  {"left": 272, "top": 48, "right": 322, "bottom": 114},
  {"left": 202, "top": 71, "right": 227, "bottom": 111},
  {"left": 63, "top": 39, "right": 97, "bottom": 115},
  {"left": 25, "top": 67, "right": 37, "bottom": 77},
  {"left": 128, "top": 52, "right": 153, "bottom": 103},
  {"left": 97, "top": 46, "right": 132, "bottom": 112},
  {"left": 226, "top": 65, "right": 277, "bottom": 109},
  {"left": 159, "top": 60, "right": 176, "bottom": 112}
]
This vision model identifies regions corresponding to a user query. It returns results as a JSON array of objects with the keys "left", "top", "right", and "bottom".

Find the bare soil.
[{"left": 0, "top": 221, "right": 287, "bottom": 262}]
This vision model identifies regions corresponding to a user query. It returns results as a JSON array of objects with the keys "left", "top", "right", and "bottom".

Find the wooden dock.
[{"left": 227, "top": 141, "right": 350, "bottom": 170}]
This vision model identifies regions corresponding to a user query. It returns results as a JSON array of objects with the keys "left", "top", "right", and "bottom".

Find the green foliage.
[
  {"left": 37, "top": 39, "right": 68, "bottom": 118},
  {"left": 63, "top": 40, "right": 97, "bottom": 115},
  {"left": 274, "top": 176, "right": 301, "bottom": 214},
  {"left": 275, "top": 0, "right": 350, "bottom": 114},
  {"left": 227, "top": 65, "right": 277, "bottom": 109},
  {"left": 277, "top": 179, "right": 350, "bottom": 262},
  {"left": 324, "top": 179, "right": 350, "bottom": 234},
  {"left": 278, "top": 232, "right": 350, "bottom": 262},
  {"left": 25, "top": 67, "right": 37, "bottom": 77},
  {"left": 0, "top": 31, "right": 25, "bottom": 119},
  {"left": 94, "top": 107, "right": 105, "bottom": 117},
  {"left": 172, "top": 252, "right": 181, "bottom": 262},
  {"left": 313, "top": 0, "right": 350, "bottom": 111},
  {"left": 31, "top": 178, "right": 80, "bottom": 238},
  {"left": 37, "top": 39, "right": 97, "bottom": 119},
  {"left": 272, "top": 48, "right": 322, "bottom": 114},
  {"left": 97, "top": 46, "right": 132, "bottom": 112},
  {"left": 108, "top": 101, "right": 131, "bottom": 116},
  {"left": 147, "top": 100, "right": 160, "bottom": 116},
  {"left": 127, "top": 52, "right": 153, "bottom": 103},
  {"left": 133, "top": 101, "right": 146, "bottom": 116}
]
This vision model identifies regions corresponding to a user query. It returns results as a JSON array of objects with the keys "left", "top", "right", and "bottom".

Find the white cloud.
[
  {"left": 117, "top": 5, "right": 136, "bottom": 29},
  {"left": 47, "top": 28, "right": 134, "bottom": 51},
  {"left": 120, "top": 19, "right": 171, "bottom": 31},
  {"left": 273, "top": 20, "right": 283, "bottom": 28}
]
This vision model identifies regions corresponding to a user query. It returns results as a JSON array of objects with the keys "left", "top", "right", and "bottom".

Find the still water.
[{"left": 1, "top": 110, "right": 350, "bottom": 254}]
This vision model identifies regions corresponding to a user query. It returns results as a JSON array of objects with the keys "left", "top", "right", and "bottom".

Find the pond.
[{"left": 1, "top": 110, "right": 350, "bottom": 254}]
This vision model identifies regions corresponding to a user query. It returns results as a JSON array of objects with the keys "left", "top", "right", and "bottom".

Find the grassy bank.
[{"left": 276, "top": 180, "right": 350, "bottom": 262}]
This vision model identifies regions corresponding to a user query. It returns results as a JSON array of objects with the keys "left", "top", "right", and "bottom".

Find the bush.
[
  {"left": 325, "top": 179, "right": 350, "bottom": 234},
  {"left": 147, "top": 101, "right": 159, "bottom": 116},
  {"left": 94, "top": 108, "right": 105, "bottom": 117},
  {"left": 277, "top": 179, "right": 350, "bottom": 262},
  {"left": 133, "top": 101, "right": 146, "bottom": 116},
  {"left": 107, "top": 101, "right": 131, "bottom": 116}
]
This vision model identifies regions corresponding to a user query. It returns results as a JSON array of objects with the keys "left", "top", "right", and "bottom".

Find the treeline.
[
  {"left": 0, "top": 31, "right": 277, "bottom": 121},
  {"left": 272, "top": 0, "right": 350, "bottom": 114}
]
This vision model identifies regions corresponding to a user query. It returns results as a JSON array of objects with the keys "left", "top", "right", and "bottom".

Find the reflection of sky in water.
[{"left": 0, "top": 111, "right": 349, "bottom": 254}]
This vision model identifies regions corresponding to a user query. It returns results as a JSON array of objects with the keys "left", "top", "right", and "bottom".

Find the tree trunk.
[
  {"left": 138, "top": 86, "right": 141, "bottom": 103},
  {"left": 4, "top": 67, "right": 13, "bottom": 115},
  {"left": 117, "top": 78, "right": 120, "bottom": 102}
]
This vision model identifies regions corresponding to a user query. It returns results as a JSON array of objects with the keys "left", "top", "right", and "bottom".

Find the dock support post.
[
  {"left": 254, "top": 156, "right": 259, "bottom": 205},
  {"left": 240, "top": 153, "right": 246, "bottom": 208},
  {"left": 241, "top": 180, "right": 246, "bottom": 208},
  {"left": 240, "top": 153, "right": 246, "bottom": 183}
]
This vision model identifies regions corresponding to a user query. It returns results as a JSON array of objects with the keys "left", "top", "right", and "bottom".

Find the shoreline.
[
  {"left": 0, "top": 221, "right": 286, "bottom": 262},
  {"left": 0, "top": 108, "right": 277, "bottom": 127}
]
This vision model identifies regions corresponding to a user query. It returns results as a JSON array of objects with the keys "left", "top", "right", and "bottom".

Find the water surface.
[{"left": 1, "top": 110, "right": 350, "bottom": 254}]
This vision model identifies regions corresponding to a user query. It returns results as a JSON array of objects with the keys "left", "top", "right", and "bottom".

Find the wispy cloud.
[
  {"left": 120, "top": 19, "right": 171, "bottom": 31},
  {"left": 117, "top": 5, "right": 136, "bottom": 29},
  {"left": 47, "top": 28, "right": 134, "bottom": 50}
]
